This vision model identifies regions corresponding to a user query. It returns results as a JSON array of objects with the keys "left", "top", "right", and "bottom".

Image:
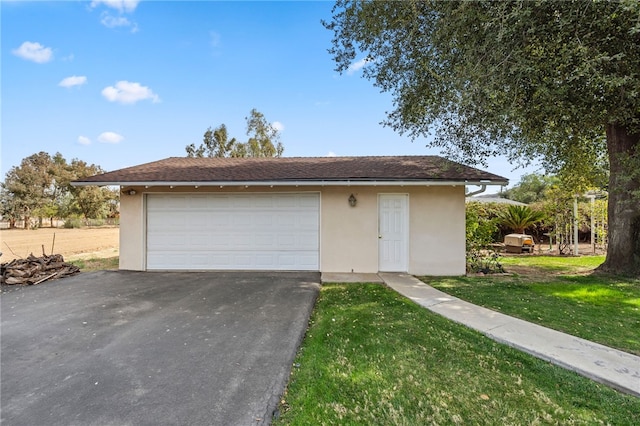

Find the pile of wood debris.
[{"left": 1, "top": 253, "right": 80, "bottom": 285}]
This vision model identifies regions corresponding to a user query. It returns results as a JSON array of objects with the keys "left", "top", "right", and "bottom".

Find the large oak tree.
[{"left": 325, "top": 0, "right": 640, "bottom": 275}]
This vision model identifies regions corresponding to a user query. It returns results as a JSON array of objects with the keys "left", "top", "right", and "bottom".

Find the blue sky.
[{"left": 2, "top": 0, "right": 538, "bottom": 190}]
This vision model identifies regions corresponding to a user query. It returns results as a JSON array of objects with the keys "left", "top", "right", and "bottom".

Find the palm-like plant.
[{"left": 498, "top": 205, "right": 545, "bottom": 234}]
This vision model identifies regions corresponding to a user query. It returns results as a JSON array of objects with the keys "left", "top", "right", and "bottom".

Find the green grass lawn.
[
  {"left": 68, "top": 256, "right": 119, "bottom": 272},
  {"left": 501, "top": 255, "right": 607, "bottom": 272},
  {"left": 275, "top": 283, "right": 640, "bottom": 425},
  {"left": 423, "top": 255, "right": 640, "bottom": 356}
]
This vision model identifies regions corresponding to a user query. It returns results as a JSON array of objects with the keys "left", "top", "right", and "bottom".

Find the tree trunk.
[{"left": 598, "top": 123, "right": 640, "bottom": 276}]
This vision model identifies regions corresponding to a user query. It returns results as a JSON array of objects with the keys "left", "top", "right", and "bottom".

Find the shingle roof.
[{"left": 73, "top": 156, "right": 508, "bottom": 186}]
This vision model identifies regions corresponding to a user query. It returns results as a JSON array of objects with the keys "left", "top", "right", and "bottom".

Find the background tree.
[
  {"left": 244, "top": 108, "right": 284, "bottom": 157},
  {"left": 41, "top": 152, "right": 75, "bottom": 227},
  {"left": 325, "top": 0, "right": 640, "bottom": 274},
  {"left": 1, "top": 153, "right": 116, "bottom": 227},
  {"left": 502, "top": 173, "right": 559, "bottom": 205},
  {"left": 185, "top": 124, "right": 237, "bottom": 158},
  {"left": 0, "top": 186, "right": 20, "bottom": 228},
  {"left": 186, "top": 109, "right": 284, "bottom": 158},
  {"left": 2, "top": 152, "right": 55, "bottom": 228},
  {"left": 67, "top": 160, "right": 117, "bottom": 221}
]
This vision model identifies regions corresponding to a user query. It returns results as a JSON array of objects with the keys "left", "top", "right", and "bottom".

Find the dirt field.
[{"left": 1, "top": 228, "right": 119, "bottom": 263}]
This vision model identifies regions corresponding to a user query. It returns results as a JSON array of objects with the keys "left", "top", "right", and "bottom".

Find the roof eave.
[{"left": 72, "top": 179, "right": 508, "bottom": 187}]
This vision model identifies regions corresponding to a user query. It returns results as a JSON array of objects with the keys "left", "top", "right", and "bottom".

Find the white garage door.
[{"left": 146, "top": 193, "right": 319, "bottom": 270}]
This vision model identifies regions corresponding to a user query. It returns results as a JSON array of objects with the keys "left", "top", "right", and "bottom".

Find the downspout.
[{"left": 465, "top": 184, "right": 487, "bottom": 197}]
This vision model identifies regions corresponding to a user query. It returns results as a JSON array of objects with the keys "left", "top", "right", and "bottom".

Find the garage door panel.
[
  {"left": 253, "top": 197, "right": 275, "bottom": 208},
  {"left": 277, "top": 254, "right": 296, "bottom": 267},
  {"left": 231, "top": 196, "right": 254, "bottom": 208},
  {"left": 208, "top": 213, "right": 230, "bottom": 227},
  {"left": 146, "top": 193, "right": 319, "bottom": 270},
  {"left": 299, "top": 214, "right": 319, "bottom": 228},
  {"left": 210, "top": 234, "right": 232, "bottom": 248},
  {"left": 191, "top": 254, "right": 210, "bottom": 267},
  {"left": 147, "top": 250, "right": 319, "bottom": 270},
  {"left": 255, "top": 254, "right": 275, "bottom": 267},
  {"left": 189, "top": 235, "right": 209, "bottom": 248},
  {"left": 254, "top": 215, "right": 273, "bottom": 227},
  {"left": 276, "top": 214, "right": 296, "bottom": 228},
  {"left": 149, "top": 195, "right": 185, "bottom": 209},
  {"left": 297, "top": 233, "right": 320, "bottom": 249},
  {"left": 235, "top": 234, "right": 253, "bottom": 247},
  {"left": 305, "top": 197, "right": 320, "bottom": 207},
  {"left": 189, "top": 212, "right": 209, "bottom": 225},
  {"left": 234, "top": 254, "right": 253, "bottom": 267},
  {"left": 189, "top": 196, "right": 211, "bottom": 209},
  {"left": 232, "top": 213, "right": 253, "bottom": 227},
  {"left": 255, "top": 234, "right": 275, "bottom": 248},
  {"left": 298, "top": 254, "right": 319, "bottom": 267},
  {"left": 147, "top": 213, "right": 185, "bottom": 229},
  {"left": 277, "top": 235, "right": 296, "bottom": 248},
  {"left": 148, "top": 233, "right": 188, "bottom": 248},
  {"left": 211, "top": 254, "right": 232, "bottom": 267}
]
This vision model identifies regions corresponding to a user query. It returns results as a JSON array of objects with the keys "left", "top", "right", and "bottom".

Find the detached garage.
[{"left": 73, "top": 156, "right": 507, "bottom": 275}]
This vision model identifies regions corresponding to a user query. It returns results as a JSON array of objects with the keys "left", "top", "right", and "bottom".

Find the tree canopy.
[
  {"left": 186, "top": 109, "right": 284, "bottom": 158},
  {"left": 1, "top": 152, "right": 117, "bottom": 228},
  {"left": 325, "top": 0, "right": 640, "bottom": 274},
  {"left": 502, "top": 173, "right": 559, "bottom": 205}
]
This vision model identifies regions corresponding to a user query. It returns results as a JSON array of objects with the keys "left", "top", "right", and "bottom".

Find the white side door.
[{"left": 378, "top": 194, "right": 408, "bottom": 272}]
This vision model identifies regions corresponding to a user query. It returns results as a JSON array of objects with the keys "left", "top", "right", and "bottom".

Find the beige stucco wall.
[
  {"left": 320, "top": 186, "right": 466, "bottom": 275},
  {"left": 119, "top": 190, "right": 144, "bottom": 270},
  {"left": 408, "top": 186, "right": 466, "bottom": 275},
  {"left": 320, "top": 187, "right": 379, "bottom": 273},
  {"left": 118, "top": 184, "right": 466, "bottom": 275}
]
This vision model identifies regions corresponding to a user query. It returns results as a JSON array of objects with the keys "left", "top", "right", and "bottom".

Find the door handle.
[{"left": 378, "top": 235, "right": 382, "bottom": 239}]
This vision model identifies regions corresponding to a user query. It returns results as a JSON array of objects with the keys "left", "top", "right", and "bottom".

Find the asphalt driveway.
[{"left": 1, "top": 271, "right": 320, "bottom": 426}]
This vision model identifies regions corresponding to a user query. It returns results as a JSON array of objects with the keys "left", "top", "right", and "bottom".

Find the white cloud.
[
  {"left": 272, "top": 121, "right": 284, "bottom": 132},
  {"left": 92, "top": 1, "right": 140, "bottom": 32},
  {"left": 101, "top": 81, "right": 160, "bottom": 104},
  {"left": 78, "top": 136, "right": 92, "bottom": 145},
  {"left": 59, "top": 75, "right": 87, "bottom": 88},
  {"left": 326, "top": 152, "right": 337, "bottom": 157},
  {"left": 101, "top": 14, "right": 131, "bottom": 28},
  {"left": 12, "top": 41, "right": 53, "bottom": 63},
  {"left": 346, "top": 57, "right": 371, "bottom": 75},
  {"left": 98, "top": 132, "right": 124, "bottom": 144},
  {"left": 91, "top": 0, "right": 140, "bottom": 13}
]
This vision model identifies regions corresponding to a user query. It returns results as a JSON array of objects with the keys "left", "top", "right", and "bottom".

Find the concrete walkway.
[{"left": 322, "top": 272, "right": 640, "bottom": 397}]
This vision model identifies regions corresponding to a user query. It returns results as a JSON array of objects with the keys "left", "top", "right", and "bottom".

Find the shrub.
[
  {"left": 498, "top": 205, "right": 546, "bottom": 234},
  {"left": 466, "top": 202, "right": 506, "bottom": 274},
  {"left": 467, "top": 250, "right": 504, "bottom": 274},
  {"left": 63, "top": 218, "right": 83, "bottom": 229}
]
